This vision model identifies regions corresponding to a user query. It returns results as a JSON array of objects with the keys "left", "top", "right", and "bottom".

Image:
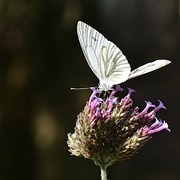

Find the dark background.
[{"left": 0, "top": 0, "right": 179, "bottom": 180}]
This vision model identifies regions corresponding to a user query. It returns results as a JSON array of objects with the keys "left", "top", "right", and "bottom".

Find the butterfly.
[{"left": 76, "top": 21, "right": 171, "bottom": 91}]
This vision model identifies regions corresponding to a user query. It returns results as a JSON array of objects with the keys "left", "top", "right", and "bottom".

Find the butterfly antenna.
[
  {"left": 71, "top": 86, "right": 98, "bottom": 90},
  {"left": 71, "top": 87, "right": 90, "bottom": 90}
]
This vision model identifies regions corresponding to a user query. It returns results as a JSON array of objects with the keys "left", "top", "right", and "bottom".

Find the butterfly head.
[{"left": 98, "top": 79, "right": 114, "bottom": 92}]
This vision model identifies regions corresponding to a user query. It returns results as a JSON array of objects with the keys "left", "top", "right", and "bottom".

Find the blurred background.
[{"left": 0, "top": 0, "right": 179, "bottom": 180}]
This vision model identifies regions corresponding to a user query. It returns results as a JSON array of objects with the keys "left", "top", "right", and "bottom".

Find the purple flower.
[{"left": 67, "top": 85, "right": 170, "bottom": 167}]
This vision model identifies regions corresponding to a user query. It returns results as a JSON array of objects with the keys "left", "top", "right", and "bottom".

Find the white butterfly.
[{"left": 77, "top": 21, "right": 171, "bottom": 91}]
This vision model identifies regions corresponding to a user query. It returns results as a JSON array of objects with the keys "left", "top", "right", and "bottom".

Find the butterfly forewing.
[
  {"left": 77, "top": 21, "right": 107, "bottom": 79},
  {"left": 128, "top": 59, "right": 171, "bottom": 80}
]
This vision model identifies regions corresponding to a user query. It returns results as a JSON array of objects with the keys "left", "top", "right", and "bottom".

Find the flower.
[{"left": 67, "top": 85, "right": 170, "bottom": 168}]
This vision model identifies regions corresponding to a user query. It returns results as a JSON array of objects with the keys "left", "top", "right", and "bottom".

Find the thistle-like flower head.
[{"left": 67, "top": 85, "right": 169, "bottom": 168}]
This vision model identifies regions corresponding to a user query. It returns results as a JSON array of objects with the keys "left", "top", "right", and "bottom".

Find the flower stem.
[{"left": 100, "top": 166, "right": 107, "bottom": 180}]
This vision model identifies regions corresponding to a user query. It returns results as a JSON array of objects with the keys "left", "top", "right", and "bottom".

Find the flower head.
[{"left": 67, "top": 85, "right": 169, "bottom": 168}]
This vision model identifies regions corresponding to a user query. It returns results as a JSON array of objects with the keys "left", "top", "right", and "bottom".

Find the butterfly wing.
[
  {"left": 97, "top": 40, "right": 131, "bottom": 88},
  {"left": 77, "top": 21, "right": 131, "bottom": 90},
  {"left": 128, "top": 59, "right": 171, "bottom": 80}
]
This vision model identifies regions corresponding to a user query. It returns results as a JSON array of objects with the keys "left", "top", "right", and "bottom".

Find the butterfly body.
[{"left": 77, "top": 21, "right": 171, "bottom": 91}]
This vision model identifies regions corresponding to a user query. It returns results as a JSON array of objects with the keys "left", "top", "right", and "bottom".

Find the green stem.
[{"left": 100, "top": 166, "right": 107, "bottom": 180}]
